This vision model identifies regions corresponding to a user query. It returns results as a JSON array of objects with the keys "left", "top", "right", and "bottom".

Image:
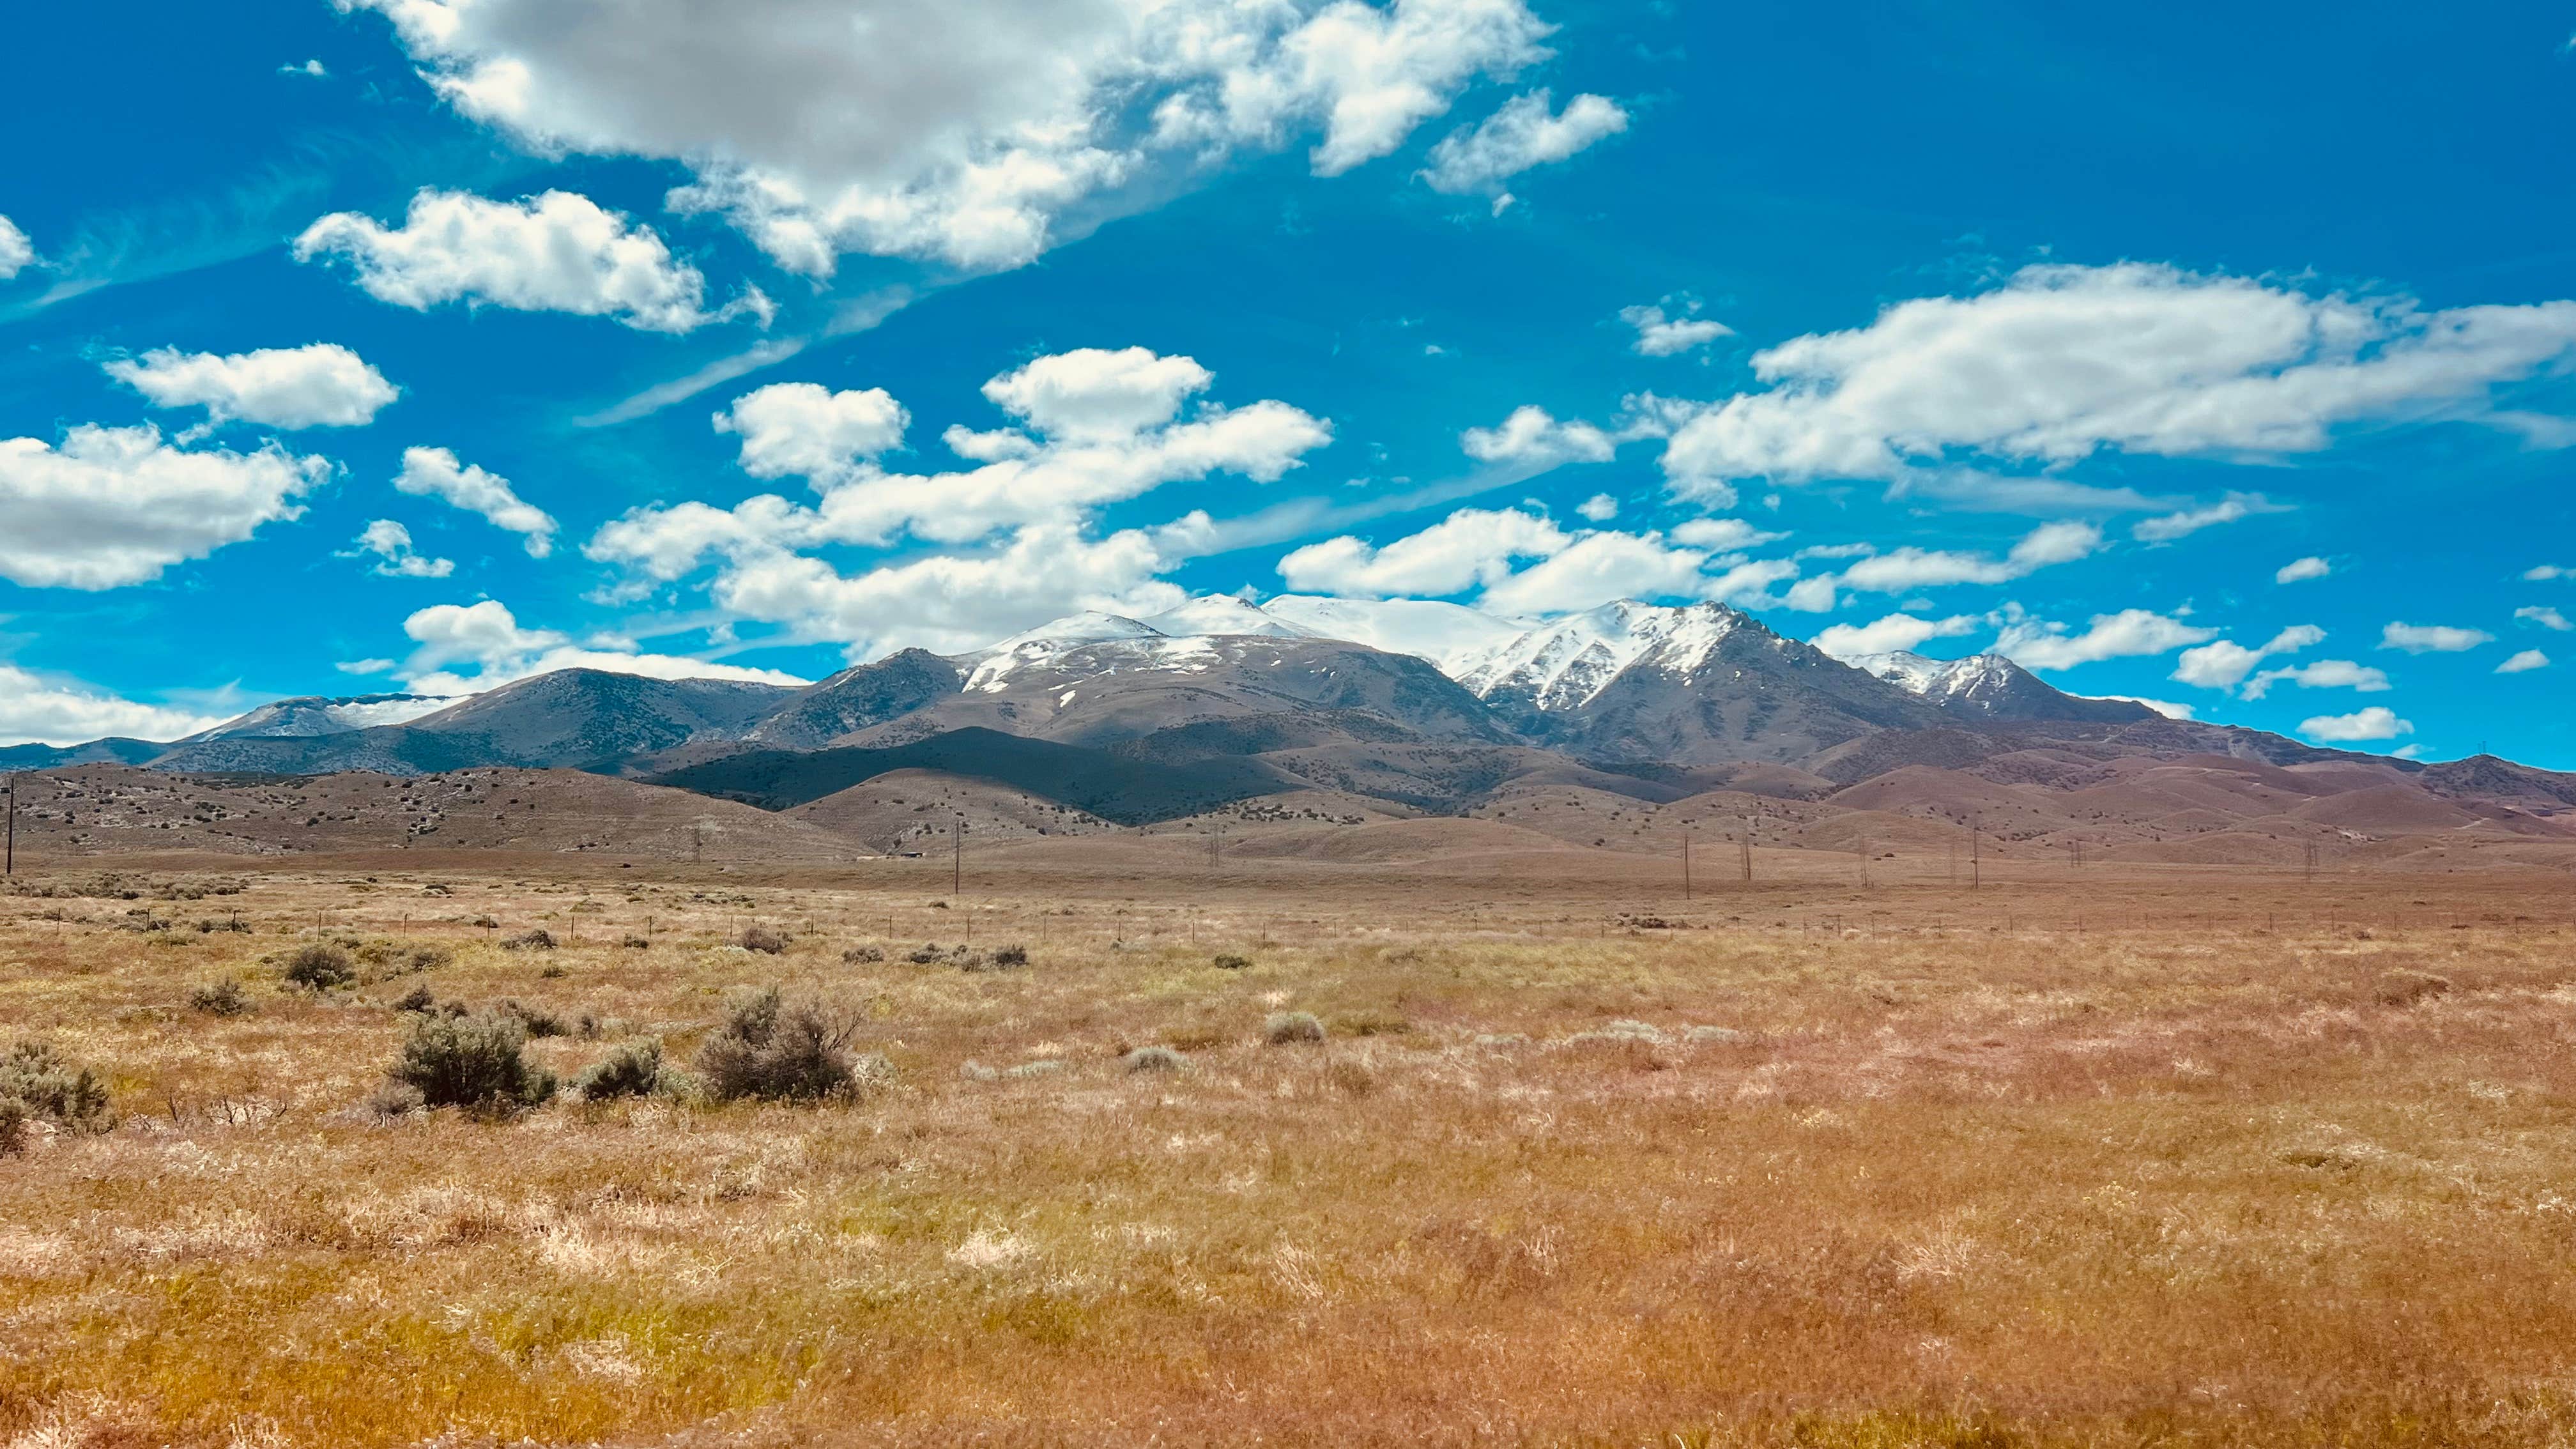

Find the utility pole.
[
  {"left": 4, "top": 774, "right": 15, "bottom": 878},
  {"left": 951, "top": 818, "right": 962, "bottom": 898},
  {"left": 1970, "top": 814, "right": 1982, "bottom": 893},
  {"left": 1740, "top": 816, "right": 1754, "bottom": 883},
  {"left": 1682, "top": 833, "right": 1692, "bottom": 901}
]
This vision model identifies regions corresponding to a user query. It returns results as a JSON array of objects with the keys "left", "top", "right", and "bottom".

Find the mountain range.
[{"left": 6, "top": 597, "right": 2572, "bottom": 864}]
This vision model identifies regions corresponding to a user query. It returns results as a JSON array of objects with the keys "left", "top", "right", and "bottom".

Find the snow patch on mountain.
[{"left": 1453, "top": 601, "right": 1752, "bottom": 710}]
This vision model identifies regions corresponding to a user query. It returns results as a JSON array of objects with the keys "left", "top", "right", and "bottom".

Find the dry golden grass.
[{"left": 0, "top": 853, "right": 2573, "bottom": 1446}]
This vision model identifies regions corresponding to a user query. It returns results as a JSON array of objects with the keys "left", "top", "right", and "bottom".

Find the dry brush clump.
[
  {"left": 384, "top": 1010, "right": 558, "bottom": 1114},
  {"left": 695, "top": 986, "right": 884, "bottom": 1102}
]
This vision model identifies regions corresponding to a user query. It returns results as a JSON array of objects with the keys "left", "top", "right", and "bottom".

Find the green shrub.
[
  {"left": 0, "top": 1042, "right": 115, "bottom": 1135},
  {"left": 1124, "top": 1045, "right": 1187, "bottom": 1073},
  {"left": 501, "top": 929, "right": 556, "bottom": 951},
  {"left": 695, "top": 986, "right": 865, "bottom": 1102},
  {"left": 188, "top": 977, "right": 254, "bottom": 1018},
  {"left": 1213, "top": 953, "right": 1253, "bottom": 970},
  {"left": 1264, "top": 1011, "right": 1326, "bottom": 1045},
  {"left": 499, "top": 999, "right": 569, "bottom": 1038},
  {"left": 574, "top": 1039, "right": 668, "bottom": 1101},
  {"left": 387, "top": 1013, "right": 556, "bottom": 1114},
  {"left": 283, "top": 943, "right": 356, "bottom": 992}
]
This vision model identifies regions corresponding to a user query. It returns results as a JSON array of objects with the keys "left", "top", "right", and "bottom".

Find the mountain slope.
[{"left": 1851, "top": 652, "right": 2158, "bottom": 723}]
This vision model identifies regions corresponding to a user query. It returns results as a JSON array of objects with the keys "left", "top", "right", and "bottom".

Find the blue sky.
[{"left": 2, "top": 0, "right": 2572, "bottom": 764}]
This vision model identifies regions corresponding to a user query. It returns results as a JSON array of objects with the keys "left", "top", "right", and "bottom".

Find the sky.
[{"left": 1, "top": 0, "right": 2572, "bottom": 765}]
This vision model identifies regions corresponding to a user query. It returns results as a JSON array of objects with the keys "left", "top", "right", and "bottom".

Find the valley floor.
[{"left": 0, "top": 852, "right": 2572, "bottom": 1446}]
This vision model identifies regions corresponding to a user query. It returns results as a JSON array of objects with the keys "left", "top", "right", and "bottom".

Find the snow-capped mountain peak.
[
  {"left": 1138, "top": 596, "right": 1321, "bottom": 640},
  {"left": 183, "top": 693, "right": 462, "bottom": 742},
  {"left": 1453, "top": 600, "right": 1752, "bottom": 710},
  {"left": 1854, "top": 651, "right": 2017, "bottom": 701}
]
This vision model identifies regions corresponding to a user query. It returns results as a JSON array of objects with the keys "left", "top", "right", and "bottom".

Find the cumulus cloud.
[
  {"left": 2276, "top": 555, "right": 2331, "bottom": 584},
  {"left": 395, "top": 599, "right": 808, "bottom": 694},
  {"left": 2496, "top": 648, "right": 2550, "bottom": 674},
  {"left": 2299, "top": 706, "right": 2412, "bottom": 742},
  {"left": 715, "top": 383, "right": 908, "bottom": 481},
  {"left": 1278, "top": 506, "right": 1569, "bottom": 597},
  {"left": 2171, "top": 623, "right": 2326, "bottom": 691},
  {"left": 2239, "top": 657, "right": 2389, "bottom": 701},
  {"left": 1479, "top": 529, "right": 1706, "bottom": 615},
  {"left": 1660, "top": 262, "right": 2576, "bottom": 501},
  {"left": 1460, "top": 406, "right": 1615, "bottom": 470},
  {"left": 592, "top": 349, "right": 1329, "bottom": 575},
  {"left": 103, "top": 343, "right": 399, "bottom": 429},
  {"left": 349, "top": 519, "right": 454, "bottom": 578},
  {"left": 1997, "top": 608, "right": 2216, "bottom": 671},
  {"left": 341, "top": 0, "right": 1558, "bottom": 273},
  {"left": 1811, "top": 612, "right": 1979, "bottom": 661},
  {"left": 2516, "top": 605, "right": 2572, "bottom": 631},
  {"left": 2380, "top": 621, "right": 2493, "bottom": 654},
  {"left": 1418, "top": 89, "right": 1627, "bottom": 200},
  {"left": 0, "top": 663, "right": 227, "bottom": 746},
  {"left": 2527, "top": 564, "right": 2571, "bottom": 581},
  {"left": 0, "top": 424, "right": 327, "bottom": 589},
  {"left": 0, "top": 215, "right": 34, "bottom": 280},
  {"left": 696, "top": 518, "right": 1204, "bottom": 659},
  {"left": 1669, "top": 517, "right": 1786, "bottom": 551},
  {"left": 296, "top": 188, "right": 769, "bottom": 333},
  {"left": 395, "top": 447, "right": 558, "bottom": 557},
  {"left": 1833, "top": 520, "right": 2102, "bottom": 594},
  {"left": 2131, "top": 491, "right": 2284, "bottom": 544},
  {"left": 1620, "top": 302, "right": 1731, "bottom": 358},
  {"left": 1575, "top": 493, "right": 1618, "bottom": 521}
]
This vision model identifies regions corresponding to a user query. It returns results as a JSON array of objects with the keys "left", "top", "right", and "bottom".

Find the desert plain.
[{"left": 0, "top": 826, "right": 2570, "bottom": 1448}]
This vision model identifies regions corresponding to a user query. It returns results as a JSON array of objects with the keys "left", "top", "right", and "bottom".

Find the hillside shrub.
[
  {"left": 498, "top": 999, "right": 569, "bottom": 1038},
  {"left": 387, "top": 1012, "right": 556, "bottom": 1114},
  {"left": 1213, "top": 953, "right": 1253, "bottom": 970},
  {"left": 502, "top": 929, "right": 556, "bottom": 951},
  {"left": 740, "top": 925, "right": 790, "bottom": 955},
  {"left": 842, "top": 946, "right": 885, "bottom": 964},
  {"left": 1124, "top": 1046, "right": 1186, "bottom": 1073}
]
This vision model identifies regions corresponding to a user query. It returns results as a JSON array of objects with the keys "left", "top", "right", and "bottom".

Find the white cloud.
[
  {"left": 2240, "top": 658, "right": 2389, "bottom": 700},
  {"left": 595, "top": 349, "right": 1329, "bottom": 565},
  {"left": 1460, "top": 405, "right": 1615, "bottom": 470},
  {"left": 349, "top": 519, "right": 454, "bottom": 579},
  {"left": 1480, "top": 530, "right": 1705, "bottom": 615},
  {"left": 2131, "top": 491, "right": 2283, "bottom": 544},
  {"left": 0, "top": 424, "right": 326, "bottom": 589},
  {"left": 1669, "top": 517, "right": 1786, "bottom": 551},
  {"left": 1575, "top": 493, "right": 1618, "bottom": 521},
  {"left": 1811, "top": 612, "right": 1978, "bottom": 661},
  {"left": 2526, "top": 564, "right": 2570, "bottom": 581},
  {"left": 343, "top": 0, "right": 1556, "bottom": 274},
  {"left": 2276, "top": 555, "right": 2331, "bottom": 584},
  {"left": 2515, "top": 605, "right": 2572, "bottom": 631},
  {"left": 2497, "top": 648, "right": 2550, "bottom": 673},
  {"left": 1834, "top": 520, "right": 2102, "bottom": 593},
  {"left": 2380, "top": 621, "right": 2493, "bottom": 654},
  {"left": 1279, "top": 505, "right": 1568, "bottom": 597},
  {"left": 2090, "top": 694, "right": 2196, "bottom": 721},
  {"left": 0, "top": 663, "right": 227, "bottom": 746},
  {"left": 0, "top": 215, "right": 33, "bottom": 280},
  {"left": 715, "top": 383, "right": 908, "bottom": 481},
  {"left": 2299, "top": 706, "right": 2412, "bottom": 742},
  {"left": 395, "top": 447, "right": 557, "bottom": 557},
  {"left": 1997, "top": 608, "right": 2216, "bottom": 671},
  {"left": 395, "top": 599, "right": 808, "bottom": 694},
  {"left": 2171, "top": 622, "right": 2324, "bottom": 691},
  {"left": 699, "top": 519, "right": 1202, "bottom": 659},
  {"left": 103, "top": 343, "right": 399, "bottom": 429},
  {"left": 295, "top": 188, "right": 769, "bottom": 333},
  {"left": 1418, "top": 89, "right": 1626, "bottom": 196},
  {"left": 985, "top": 347, "right": 1213, "bottom": 441},
  {"left": 1702, "top": 558, "right": 1801, "bottom": 608},
  {"left": 1621, "top": 302, "right": 1731, "bottom": 358},
  {"left": 1660, "top": 262, "right": 2576, "bottom": 500}
]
